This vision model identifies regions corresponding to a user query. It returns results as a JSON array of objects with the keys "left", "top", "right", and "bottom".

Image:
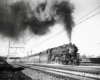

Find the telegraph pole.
[
  {"left": 7, "top": 41, "right": 10, "bottom": 62},
  {"left": 27, "top": 51, "right": 29, "bottom": 56},
  {"left": 31, "top": 50, "right": 32, "bottom": 55},
  {"left": 7, "top": 41, "right": 25, "bottom": 62}
]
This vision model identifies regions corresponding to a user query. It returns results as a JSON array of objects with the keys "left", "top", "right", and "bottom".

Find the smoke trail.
[
  {"left": 52, "top": 0, "right": 75, "bottom": 42},
  {"left": 0, "top": 0, "right": 74, "bottom": 42},
  {"left": 0, "top": 1, "right": 28, "bottom": 39}
]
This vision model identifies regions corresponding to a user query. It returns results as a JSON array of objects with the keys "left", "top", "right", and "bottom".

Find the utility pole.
[
  {"left": 7, "top": 41, "right": 10, "bottom": 62},
  {"left": 27, "top": 51, "right": 29, "bottom": 56},
  {"left": 7, "top": 41, "right": 25, "bottom": 62},
  {"left": 31, "top": 50, "right": 32, "bottom": 55}
]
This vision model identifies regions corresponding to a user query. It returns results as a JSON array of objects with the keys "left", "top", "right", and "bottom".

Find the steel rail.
[
  {"left": 26, "top": 63, "right": 100, "bottom": 69},
  {"left": 26, "top": 63, "right": 100, "bottom": 74},
  {"left": 15, "top": 63, "right": 100, "bottom": 80},
  {"left": 29, "top": 65, "right": 100, "bottom": 79}
]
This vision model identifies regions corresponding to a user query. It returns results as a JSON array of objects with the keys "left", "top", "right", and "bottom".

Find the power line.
[
  {"left": 75, "top": 6, "right": 100, "bottom": 22},
  {"left": 76, "top": 11, "right": 100, "bottom": 25},
  {"left": 22, "top": 27, "right": 66, "bottom": 47},
  {"left": 13, "top": 0, "right": 32, "bottom": 46},
  {"left": 32, "top": 30, "right": 65, "bottom": 48},
  {"left": 22, "top": 35, "right": 34, "bottom": 46},
  {"left": 6, "top": 0, "right": 10, "bottom": 41},
  {"left": 20, "top": 48, "right": 24, "bottom": 53},
  {"left": 22, "top": 0, "right": 71, "bottom": 46},
  {"left": 80, "top": 43, "right": 100, "bottom": 47},
  {"left": 30, "top": 11, "right": 100, "bottom": 49},
  {"left": 22, "top": 5, "right": 100, "bottom": 47},
  {"left": 12, "top": 48, "right": 18, "bottom": 54},
  {"left": 6, "top": 0, "right": 11, "bottom": 59}
]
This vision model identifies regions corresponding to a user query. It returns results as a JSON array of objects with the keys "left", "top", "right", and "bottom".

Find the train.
[
  {"left": 47, "top": 43, "right": 80, "bottom": 65},
  {"left": 19, "top": 43, "right": 80, "bottom": 65}
]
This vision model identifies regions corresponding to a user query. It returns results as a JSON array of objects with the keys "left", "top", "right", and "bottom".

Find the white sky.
[{"left": 0, "top": 0, "right": 100, "bottom": 57}]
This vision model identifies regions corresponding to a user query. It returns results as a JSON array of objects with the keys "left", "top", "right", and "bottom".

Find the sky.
[{"left": 0, "top": 0, "right": 100, "bottom": 57}]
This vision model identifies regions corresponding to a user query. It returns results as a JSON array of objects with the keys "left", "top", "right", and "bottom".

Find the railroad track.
[
  {"left": 26, "top": 63, "right": 100, "bottom": 74},
  {"left": 14, "top": 63, "right": 100, "bottom": 80},
  {"left": 75, "top": 65, "right": 100, "bottom": 69}
]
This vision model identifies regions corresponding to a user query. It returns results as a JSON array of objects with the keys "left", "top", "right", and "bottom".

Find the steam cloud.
[{"left": 0, "top": 0, "right": 74, "bottom": 42}]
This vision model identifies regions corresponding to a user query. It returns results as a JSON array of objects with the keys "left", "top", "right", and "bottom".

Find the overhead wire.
[
  {"left": 22, "top": 5, "right": 100, "bottom": 48},
  {"left": 6, "top": 0, "right": 16, "bottom": 57},
  {"left": 12, "top": 0, "right": 18, "bottom": 43},
  {"left": 13, "top": 0, "right": 32, "bottom": 46},
  {"left": 6, "top": 0, "right": 11, "bottom": 58},
  {"left": 6, "top": 0, "right": 10, "bottom": 41},
  {"left": 75, "top": 6, "right": 100, "bottom": 22},
  {"left": 20, "top": 48, "right": 25, "bottom": 53},
  {"left": 22, "top": 0, "right": 71, "bottom": 46},
  {"left": 79, "top": 43, "right": 100, "bottom": 47},
  {"left": 12, "top": 48, "right": 18, "bottom": 54},
  {"left": 6, "top": 0, "right": 8, "bottom": 34},
  {"left": 22, "top": 35, "right": 34, "bottom": 47},
  {"left": 10, "top": 0, "right": 14, "bottom": 45},
  {"left": 76, "top": 11, "right": 100, "bottom": 25},
  {"left": 30, "top": 11, "right": 100, "bottom": 49},
  {"left": 12, "top": 48, "right": 24, "bottom": 54}
]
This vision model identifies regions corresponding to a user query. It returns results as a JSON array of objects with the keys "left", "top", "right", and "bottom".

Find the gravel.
[{"left": 22, "top": 68, "right": 79, "bottom": 80}]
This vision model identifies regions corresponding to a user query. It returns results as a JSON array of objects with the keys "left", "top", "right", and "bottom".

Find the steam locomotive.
[
  {"left": 47, "top": 43, "right": 80, "bottom": 65},
  {"left": 19, "top": 43, "right": 80, "bottom": 65}
]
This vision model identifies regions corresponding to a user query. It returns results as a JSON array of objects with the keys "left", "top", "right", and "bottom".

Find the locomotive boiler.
[{"left": 47, "top": 43, "right": 80, "bottom": 65}]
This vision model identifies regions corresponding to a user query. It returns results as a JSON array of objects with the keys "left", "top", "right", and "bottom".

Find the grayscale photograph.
[{"left": 0, "top": 0, "right": 100, "bottom": 80}]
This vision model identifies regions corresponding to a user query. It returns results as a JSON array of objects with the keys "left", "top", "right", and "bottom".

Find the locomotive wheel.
[
  {"left": 75, "top": 60, "right": 80, "bottom": 65},
  {"left": 68, "top": 61, "right": 72, "bottom": 65}
]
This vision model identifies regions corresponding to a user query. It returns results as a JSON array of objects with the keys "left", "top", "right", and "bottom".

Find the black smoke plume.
[
  {"left": 0, "top": 0, "right": 74, "bottom": 42},
  {"left": 53, "top": 1, "right": 75, "bottom": 42},
  {"left": 0, "top": 1, "right": 28, "bottom": 39}
]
